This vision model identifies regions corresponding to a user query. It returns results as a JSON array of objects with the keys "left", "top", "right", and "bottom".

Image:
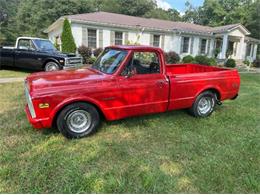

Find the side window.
[
  {"left": 18, "top": 39, "right": 35, "bottom": 50},
  {"left": 128, "top": 52, "right": 160, "bottom": 75}
]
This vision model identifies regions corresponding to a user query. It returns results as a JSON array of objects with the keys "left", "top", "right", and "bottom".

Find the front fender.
[{"left": 49, "top": 96, "right": 107, "bottom": 125}]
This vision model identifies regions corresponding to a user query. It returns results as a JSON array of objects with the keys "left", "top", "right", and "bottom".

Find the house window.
[
  {"left": 153, "top": 35, "right": 160, "bottom": 47},
  {"left": 182, "top": 37, "right": 190, "bottom": 53},
  {"left": 88, "top": 29, "right": 97, "bottom": 48},
  {"left": 200, "top": 39, "right": 207, "bottom": 54},
  {"left": 246, "top": 43, "right": 252, "bottom": 56},
  {"left": 115, "top": 32, "right": 123, "bottom": 45}
]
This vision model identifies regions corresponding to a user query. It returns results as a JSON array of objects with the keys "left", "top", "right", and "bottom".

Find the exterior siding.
[{"left": 47, "top": 20, "right": 259, "bottom": 61}]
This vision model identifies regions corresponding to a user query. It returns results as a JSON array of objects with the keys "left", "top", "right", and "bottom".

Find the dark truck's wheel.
[
  {"left": 44, "top": 61, "right": 60, "bottom": 71},
  {"left": 57, "top": 102, "right": 100, "bottom": 139},
  {"left": 189, "top": 91, "right": 216, "bottom": 117}
]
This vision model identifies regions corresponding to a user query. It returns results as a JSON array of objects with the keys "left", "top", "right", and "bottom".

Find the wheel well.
[
  {"left": 202, "top": 88, "right": 221, "bottom": 101},
  {"left": 42, "top": 59, "right": 59, "bottom": 69},
  {"left": 51, "top": 101, "right": 105, "bottom": 128}
]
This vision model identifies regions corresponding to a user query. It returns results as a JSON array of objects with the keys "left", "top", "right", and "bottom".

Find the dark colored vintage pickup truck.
[
  {"left": 25, "top": 45, "right": 240, "bottom": 139},
  {"left": 0, "top": 37, "right": 82, "bottom": 71}
]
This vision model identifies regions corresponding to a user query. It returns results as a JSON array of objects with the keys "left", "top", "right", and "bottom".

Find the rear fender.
[{"left": 194, "top": 85, "right": 222, "bottom": 101}]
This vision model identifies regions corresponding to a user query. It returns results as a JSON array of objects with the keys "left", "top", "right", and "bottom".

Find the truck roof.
[
  {"left": 17, "top": 37, "right": 48, "bottom": 40},
  {"left": 108, "top": 45, "right": 164, "bottom": 52}
]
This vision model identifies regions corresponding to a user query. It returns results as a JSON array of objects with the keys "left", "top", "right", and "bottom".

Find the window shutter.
[
  {"left": 98, "top": 30, "right": 103, "bottom": 48},
  {"left": 161, "top": 35, "right": 165, "bottom": 49},
  {"left": 124, "top": 32, "right": 128, "bottom": 44},
  {"left": 110, "top": 31, "right": 115, "bottom": 45},
  {"left": 180, "top": 37, "right": 184, "bottom": 53},
  {"left": 82, "top": 27, "right": 88, "bottom": 46},
  {"left": 190, "top": 37, "right": 194, "bottom": 54},
  {"left": 150, "top": 34, "right": 154, "bottom": 46}
]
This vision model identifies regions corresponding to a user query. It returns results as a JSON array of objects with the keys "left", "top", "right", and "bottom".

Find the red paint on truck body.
[{"left": 24, "top": 46, "right": 240, "bottom": 129}]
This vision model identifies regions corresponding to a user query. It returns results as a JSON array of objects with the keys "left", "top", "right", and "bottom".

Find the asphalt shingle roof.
[{"left": 65, "top": 11, "right": 240, "bottom": 35}]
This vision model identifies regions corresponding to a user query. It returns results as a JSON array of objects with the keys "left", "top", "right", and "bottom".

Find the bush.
[
  {"left": 93, "top": 48, "right": 103, "bottom": 57},
  {"left": 78, "top": 45, "right": 92, "bottom": 64},
  {"left": 61, "top": 18, "right": 76, "bottom": 53},
  {"left": 225, "top": 59, "right": 236, "bottom": 68},
  {"left": 194, "top": 55, "right": 209, "bottom": 65},
  {"left": 88, "top": 56, "right": 97, "bottom": 64},
  {"left": 182, "top": 55, "right": 194, "bottom": 63},
  {"left": 208, "top": 57, "right": 217, "bottom": 66},
  {"left": 243, "top": 60, "right": 250, "bottom": 67},
  {"left": 164, "top": 51, "right": 180, "bottom": 64},
  {"left": 252, "top": 59, "right": 260, "bottom": 68}
]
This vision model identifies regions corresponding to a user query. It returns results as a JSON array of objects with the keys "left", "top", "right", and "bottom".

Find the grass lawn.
[
  {"left": 0, "top": 73, "right": 259, "bottom": 193},
  {"left": 0, "top": 68, "right": 32, "bottom": 78}
]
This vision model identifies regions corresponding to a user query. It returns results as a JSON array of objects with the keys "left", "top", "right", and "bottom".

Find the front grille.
[{"left": 65, "top": 57, "right": 83, "bottom": 68}]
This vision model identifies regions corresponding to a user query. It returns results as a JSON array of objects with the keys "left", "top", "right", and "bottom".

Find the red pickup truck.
[{"left": 25, "top": 45, "right": 240, "bottom": 138}]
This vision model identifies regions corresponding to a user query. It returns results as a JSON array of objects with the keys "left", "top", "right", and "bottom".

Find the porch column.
[
  {"left": 219, "top": 34, "right": 228, "bottom": 59},
  {"left": 252, "top": 44, "right": 258, "bottom": 60},
  {"left": 239, "top": 36, "right": 245, "bottom": 60}
]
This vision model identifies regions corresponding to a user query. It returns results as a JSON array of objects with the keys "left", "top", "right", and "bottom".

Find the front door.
[
  {"left": 14, "top": 39, "right": 41, "bottom": 69},
  {"left": 117, "top": 51, "right": 169, "bottom": 119}
]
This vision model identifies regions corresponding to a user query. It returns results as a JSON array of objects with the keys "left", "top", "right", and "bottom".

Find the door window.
[{"left": 123, "top": 52, "right": 160, "bottom": 75}]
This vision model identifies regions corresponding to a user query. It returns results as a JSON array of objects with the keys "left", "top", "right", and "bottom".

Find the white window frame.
[{"left": 182, "top": 36, "right": 190, "bottom": 53}]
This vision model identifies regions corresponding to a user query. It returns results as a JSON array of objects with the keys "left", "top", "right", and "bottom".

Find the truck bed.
[
  {"left": 166, "top": 63, "right": 228, "bottom": 76},
  {"left": 165, "top": 63, "right": 240, "bottom": 111}
]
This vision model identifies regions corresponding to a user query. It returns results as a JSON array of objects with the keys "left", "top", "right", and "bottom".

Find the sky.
[{"left": 156, "top": 0, "right": 204, "bottom": 12}]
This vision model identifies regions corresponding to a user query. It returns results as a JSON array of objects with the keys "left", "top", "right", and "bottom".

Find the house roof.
[
  {"left": 46, "top": 11, "right": 253, "bottom": 37},
  {"left": 64, "top": 11, "right": 214, "bottom": 35}
]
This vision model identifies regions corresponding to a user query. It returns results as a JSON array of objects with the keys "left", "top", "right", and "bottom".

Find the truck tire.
[
  {"left": 56, "top": 102, "right": 100, "bottom": 139},
  {"left": 44, "top": 61, "right": 60, "bottom": 71},
  {"left": 189, "top": 91, "right": 216, "bottom": 117}
]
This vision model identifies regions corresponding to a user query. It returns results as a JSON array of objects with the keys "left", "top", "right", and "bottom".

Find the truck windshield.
[
  {"left": 33, "top": 39, "right": 57, "bottom": 51},
  {"left": 91, "top": 48, "right": 127, "bottom": 74}
]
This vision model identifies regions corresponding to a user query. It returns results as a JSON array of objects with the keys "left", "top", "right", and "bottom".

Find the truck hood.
[
  {"left": 40, "top": 50, "right": 77, "bottom": 58},
  {"left": 26, "top": 67, "right": 107, "bottom": 94}
]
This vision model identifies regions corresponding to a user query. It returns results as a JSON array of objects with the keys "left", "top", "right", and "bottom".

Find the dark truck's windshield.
[
  {"left": 34, "top": 39, "right": 57, "bottom": 51},
  {"left": 91, "top": 48, "right": 128, "bottom": 74}
]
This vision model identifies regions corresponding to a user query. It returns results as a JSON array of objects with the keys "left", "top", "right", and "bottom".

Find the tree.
[
  {"left": 145, "top": 8, "right": 182, "bottom": 21},
  {"left": 61, "top": 18, "right": 76, "bottom": 53}
]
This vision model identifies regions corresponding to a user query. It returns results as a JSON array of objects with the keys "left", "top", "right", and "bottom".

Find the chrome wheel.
[
  {"left": 197, "top": 97, "right": 213, "bottom": 115},
  {"left": 45, "top": 62, "right": 59, "bottom": 71},
  {"left": 66, "top": 110, "right": 92, "bottom": 133}
]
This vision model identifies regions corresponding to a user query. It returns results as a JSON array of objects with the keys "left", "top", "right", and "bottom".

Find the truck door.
[
  {"left": 117, "top": 51, "right": 169, "bottom": 118},
  {"left": 15, "top": 39, "right": 41, "bottom": 69}
]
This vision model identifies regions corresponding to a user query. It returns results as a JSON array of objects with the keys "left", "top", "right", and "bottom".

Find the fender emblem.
[{"left": 39, "top": 103, "right": 49, "bottom": 108}]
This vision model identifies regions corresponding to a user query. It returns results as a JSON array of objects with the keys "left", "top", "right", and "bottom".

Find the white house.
[{"left": 46, "top": 11, "right": 259, "bottom": 62}]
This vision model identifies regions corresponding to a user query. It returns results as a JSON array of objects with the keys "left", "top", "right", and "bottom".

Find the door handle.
[
  {"left": 156, "top": 79, "right": 167, "bottom": 88},
  {"left": 156, "top": 79, "right": 167, "bottom": 84}
]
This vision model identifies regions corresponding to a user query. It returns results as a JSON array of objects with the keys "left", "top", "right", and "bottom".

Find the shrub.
[
  {"left": 194, "top": 55, "right": 209, "bottom": 65},
  {"left": 252, "top": 59, "right": 260, "bottom": 68},
  {"left": 164, "top": 51, "right": 180, "bottom": 64},
  {"left": 78, "top": 45, "right": 92, "bottom": 64},
  {"left": 225, "top": 59, "right": 236, "bottom": 68},
  {"left": 61, "top": 18, "right": 76, "bottom": 53},
  {"left": 93, "top": 48, "right": 103, "bottom": 57},
  {"left": 182, "top": 55, "right": 194, "bottom": 63},
  {"left": 214, "top": 48, "right": 221, "bottom": 58},
  {"left": 208, "top": 57, "right": 217, "bottom": 66},
  {"left": 88, "top": 56, "right": 97, "bottom": 64},
  {"left": 243, "top": 60, "right": 251, "bottom": 67}
]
